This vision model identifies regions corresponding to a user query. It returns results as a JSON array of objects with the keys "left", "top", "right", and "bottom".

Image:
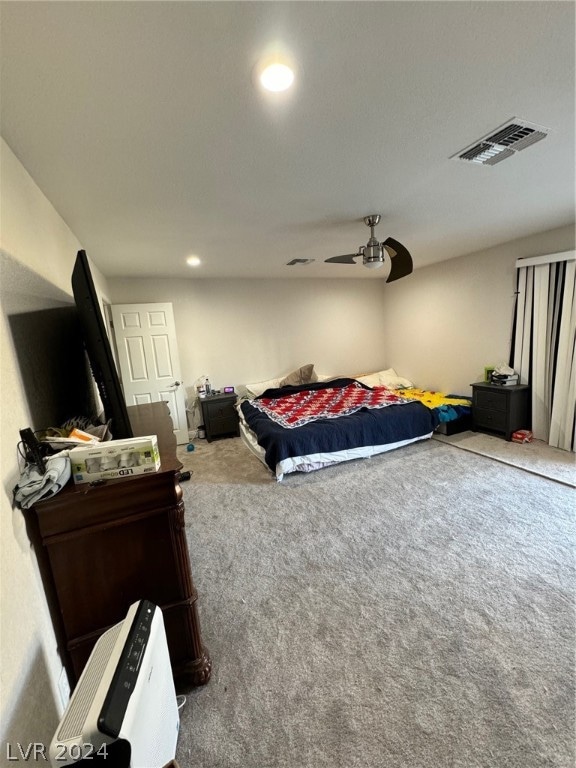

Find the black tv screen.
[{"left": 72, "top": 250, "right": 133, "bottom": 440}]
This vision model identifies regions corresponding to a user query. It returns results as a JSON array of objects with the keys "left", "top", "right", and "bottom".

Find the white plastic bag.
[{"left": 14, "top": 452, "right": 71, "bottom": 509}]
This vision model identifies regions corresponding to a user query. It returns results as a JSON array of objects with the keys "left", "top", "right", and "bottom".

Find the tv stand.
[{"left": 28, "top": 401, "right": 211, "bottom": 690}]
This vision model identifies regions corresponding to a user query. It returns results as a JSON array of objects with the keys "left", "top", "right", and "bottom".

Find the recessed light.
[
  {"left": 254, "top": 44, "right": 296, "bottom": 95},
  {"left": 186, "top": 255, "right": 201, "bottom": 267},
  {"left": 260, "top": 62, "right": 294, "bottom": 92}
]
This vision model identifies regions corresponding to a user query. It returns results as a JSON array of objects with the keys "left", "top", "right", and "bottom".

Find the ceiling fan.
[{"left": 325, "top": 215, "right": 413, "bottom": 283}]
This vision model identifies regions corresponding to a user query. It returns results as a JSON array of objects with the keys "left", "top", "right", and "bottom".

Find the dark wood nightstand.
[
  {"left": 200, "top": 393, "right": 240, "bottom": 442},
  {"left": 471, "top": 381, "right": 531, "bottom": 440}
]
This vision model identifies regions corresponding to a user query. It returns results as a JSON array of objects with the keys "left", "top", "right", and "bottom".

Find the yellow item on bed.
[{"left": 395, "top": 388, "right": 471, "bottom": 409}]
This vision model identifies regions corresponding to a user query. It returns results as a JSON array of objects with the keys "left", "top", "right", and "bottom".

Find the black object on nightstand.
[
  {"left": 200, "top": 393, "right": 240, "bottom": 443},
  {"left": 471, "top": 381, "right": 531, "bottom": 441}
]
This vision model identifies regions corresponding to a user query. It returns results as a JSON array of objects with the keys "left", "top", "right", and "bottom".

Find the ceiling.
[{"left": 1, "top": 1, "right": 574, "bottom": 280}]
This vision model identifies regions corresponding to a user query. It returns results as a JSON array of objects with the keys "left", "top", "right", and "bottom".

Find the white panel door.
[{"left": 111, "top": 302, "right": 188, "bottom": 444}]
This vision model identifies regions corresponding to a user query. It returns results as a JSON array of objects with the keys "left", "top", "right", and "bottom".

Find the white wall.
[
  {"left": 108, "top": 277, "right": 388, "bottom": 399},
  {"left": 0, "top": 138, "right": 110, "bottom": 749},
  {"left": 381, "top": 225, "right": 575, "bottom": 394},
  {"left": 109, "top": 224, "right": 575, "bottom": 401}
]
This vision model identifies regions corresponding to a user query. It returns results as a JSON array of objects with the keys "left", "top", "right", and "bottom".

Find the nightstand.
[
  {"left": 200, "top": 393, "right": 240, "bottom": 443},
  {"left": 471, "top": 381, "right": 531, "bottom": 441}
]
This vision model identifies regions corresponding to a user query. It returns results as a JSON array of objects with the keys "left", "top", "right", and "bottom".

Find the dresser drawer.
[
  {"left": 473, "top": 407, "right": 507, "bottom": 431},
  {"left": 474, "top": 389, "right": 507, "bottom": 411}
]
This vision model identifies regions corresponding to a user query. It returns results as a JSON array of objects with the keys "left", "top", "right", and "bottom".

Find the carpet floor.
[
  {"left": 433, "top": 431, "right": 575, "bottom": 488},
  {"left": 175, "top": 437, "right": 574, "bottom": 768}
]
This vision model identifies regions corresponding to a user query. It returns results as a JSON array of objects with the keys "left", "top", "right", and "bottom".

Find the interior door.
[{"left": 110, "top": 302, "right": 188, "bottom": 444}]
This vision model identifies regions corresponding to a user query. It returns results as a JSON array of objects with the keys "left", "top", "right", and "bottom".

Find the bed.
[{"left": 238, "top": 376, "right": 471, "bottom": 481}]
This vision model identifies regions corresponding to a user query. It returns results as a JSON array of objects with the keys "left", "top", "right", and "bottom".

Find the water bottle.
[{"left": 205, "top": 377, "right": 211, "bottom": 396}]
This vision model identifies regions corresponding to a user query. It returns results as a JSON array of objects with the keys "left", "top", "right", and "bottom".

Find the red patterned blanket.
[{"left": 252, "top": 383, "right": 414, "bottom": 428}]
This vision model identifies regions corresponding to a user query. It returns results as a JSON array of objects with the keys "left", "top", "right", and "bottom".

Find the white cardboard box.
[{"left": 70, "top": 435, "right": 161, "bottom": 484}]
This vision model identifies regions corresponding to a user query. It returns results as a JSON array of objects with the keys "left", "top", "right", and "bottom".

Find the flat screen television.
[{"left": 72, "top": 250, "right": 133, "bottom": 440}]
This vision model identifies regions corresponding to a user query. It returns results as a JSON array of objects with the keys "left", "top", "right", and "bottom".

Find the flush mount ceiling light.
[
  {"left": 186, "top": 255, "right": 201, "bottom": 267},
  {"left": 260, "top": 62, "right": 294, "bottom": 92}
]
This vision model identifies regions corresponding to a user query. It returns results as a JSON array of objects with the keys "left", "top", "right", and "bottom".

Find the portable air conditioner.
[{"left": 50, "top": 600, "right": 179, "bottom": 767}]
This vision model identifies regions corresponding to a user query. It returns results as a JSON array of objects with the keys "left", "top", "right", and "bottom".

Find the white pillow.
[
  {"left": 356, "top": 372, "right": 382, "bottom": 388},
  {"left": 380, "top": 373, "right": 414, "bottom": 389},
  {"left": 245, "top": 377, "right": 282, "bottom": 398},
  {"left": 357, "top": 368, "right": 414, "bottom": 389}
]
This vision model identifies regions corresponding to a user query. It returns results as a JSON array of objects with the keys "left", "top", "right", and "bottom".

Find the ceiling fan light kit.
[
  {"left": 325, "top": 214, "right": 413, "bottom": 282},
  {"left": 363, "top": 245, "right": 384, "bottom": 270}
]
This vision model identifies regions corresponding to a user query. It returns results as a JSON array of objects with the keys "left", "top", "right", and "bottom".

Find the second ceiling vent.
[
  {"left": 286, "top": 258, "right": 315, "bottom": 266},
  {"left": 452, "top": 118, "right": 549, "bottom": 166}
]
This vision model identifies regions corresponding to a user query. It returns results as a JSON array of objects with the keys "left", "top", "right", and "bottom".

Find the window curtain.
[{"left": 512, "top": 251, "right": 575, "bottom": 452}]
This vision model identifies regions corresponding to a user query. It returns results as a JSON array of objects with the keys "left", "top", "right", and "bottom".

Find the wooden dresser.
[{"left": 28, "top": 401, "right": 211, "bottom": 690}]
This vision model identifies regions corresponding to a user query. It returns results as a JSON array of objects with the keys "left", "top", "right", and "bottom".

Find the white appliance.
[{"left": 50, "top": 600, "right": 179, "bottom": 767}]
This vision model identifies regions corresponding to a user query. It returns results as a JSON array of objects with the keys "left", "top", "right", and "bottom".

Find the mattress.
[{"left": 239, "top": 415, "right": 433, "bottom": 481}]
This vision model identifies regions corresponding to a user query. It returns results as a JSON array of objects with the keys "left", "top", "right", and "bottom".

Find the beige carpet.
[
  {"left": 178, "top": 430, "right": 576, "bottom": 488},
  {"left": 178, "top": 436, "right": 271, "bottom": 484},
  {"left": 433, "top": 431, "right": 575, "bottom": 488},
  {"left": 175, "top": 436, "right": 575, "bottom": 768}
]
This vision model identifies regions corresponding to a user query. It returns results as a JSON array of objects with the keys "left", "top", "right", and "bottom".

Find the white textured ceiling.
[{"left": 1, "top": 1, "right": 574, "bottom": 280}]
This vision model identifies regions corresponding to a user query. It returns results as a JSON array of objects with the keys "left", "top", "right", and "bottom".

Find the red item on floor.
[{"left": 511, "top": 429, "right": 533, "bottom": 443}]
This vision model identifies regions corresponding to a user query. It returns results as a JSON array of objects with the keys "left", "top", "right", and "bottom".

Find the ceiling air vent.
[
  {"left": 286, "top": 258, "right": 315, "bottom": 266},
  {"left": 452, "top": 118, "right": 549, "bottom": 166}
]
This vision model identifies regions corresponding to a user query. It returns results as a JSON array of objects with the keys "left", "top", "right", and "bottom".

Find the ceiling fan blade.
[
  {"left": 383, "top": 237, "right": 413, "bottom": 283},
  {"left": 324, "top": 253, "right": 359, "bottom": 265}
]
